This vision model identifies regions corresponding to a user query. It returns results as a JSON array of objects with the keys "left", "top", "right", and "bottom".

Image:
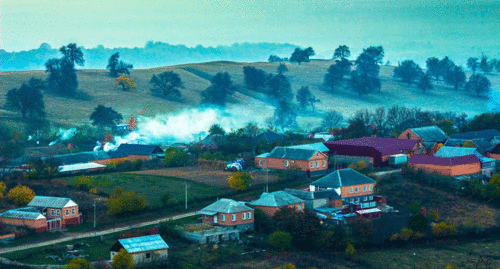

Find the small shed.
[{"left": 110, "top": 235, "right": 169, "bottom": 265}]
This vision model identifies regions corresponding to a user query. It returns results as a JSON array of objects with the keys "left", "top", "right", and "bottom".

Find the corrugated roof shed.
[
  {"left": 115, "top": 144, "right": 164, "bottom": 156},
  {"left": 410, "top": 126, "right": 448, "bottom": 142},
  {"left": 267, "top": 147, "right": 324, "bottom": 160},
  {"left": 284, "top": 189, "right": 341, "bottom": 200},
  {"left": 118, "top": 235, "right": 169, "bottom": 253},
  {"left": 288, "top": 142, "right": 329, "bottom": 152},
  {"left": 0, "top": 207, "right": 45, "bottom": 220},
  {"left": 310, "top": 168, "right": 375, "bottom": 189},
  {"left": 435, "top": 146, "right": 482, "bottom": 158},
  {"left": 58, "top": 162, "right": 106, "bottom": 173},
  {"left": 449, "top": 129, "right": 500, "bottom": 141},
  {"left": 248, "top": 191, "right": 304, "bottom": 207},
  {"left": 409, "top": 154, "right": 480, "bottom": 165},
  {"left": 199, "top": 198, "right": 254, "bottom": 215},
  {"left": 28, "top": 196, "right": 76, "bottom": 209}
]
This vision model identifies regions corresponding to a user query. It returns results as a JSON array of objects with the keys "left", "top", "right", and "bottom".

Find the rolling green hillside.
[{"left": 0, "top": 60, "right": 494, "bottom": 131}]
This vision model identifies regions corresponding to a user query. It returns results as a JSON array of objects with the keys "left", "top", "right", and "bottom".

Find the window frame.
[
  {"left": 259, "top": 160, "right": 263, "bottom": 166},
  {"left": 51, "top": 209, "right": 54, "bottom": 216},
  {"left": 56, "top": 210, "right": 60, "bottom": 216},
  {"left": 363, "top": 186, "right": 367, "bottom": 192},
  {"left": 72, "top": 208, "right": 75, "bottom": 215},
  {"left": 355, "top": 187, "right": 359, "bottom": 193},
  {"left": 248, "top": 212, "right": 252, "bottom": 219},
  {"left": 349, "top": 187, "right": 353, "bottom": 194},
  {"left": 222, "top": 214, "right": 225, "bottom": 222},
  {"left": 369, "top": 185, "right": 373, "bottom": 191},
  {"left": 285, "top": 160, "right": 289, "bottom": 167},
  {"left": 65, "top": 209, "right": 69, "bottom": 216},
  {"left": 232, "top": 214, "right": 236, "bottom": 221},
  {"left": 323, "top": 160, "right": 326, "bottom": 167},
  {"left": 243, "top": 213, "right": 246, "bottom": 220},
  {"left": 311, "top": 162, "right": 314, "bottom": 168}
]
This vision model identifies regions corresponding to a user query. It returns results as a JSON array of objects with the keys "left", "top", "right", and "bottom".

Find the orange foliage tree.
[
  {"left": 7, "top": 185, "right": 35, "bottom": 204},
  {"left": 115, "top": 75, "right": 136, "bottom": 91},
  {"left": 227, "top": 171, "right": 252, "bottom": 191}
]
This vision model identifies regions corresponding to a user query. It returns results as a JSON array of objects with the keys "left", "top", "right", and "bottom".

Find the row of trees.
[{"left": 393, "top": 57, "right": 491, "bottom": 96}]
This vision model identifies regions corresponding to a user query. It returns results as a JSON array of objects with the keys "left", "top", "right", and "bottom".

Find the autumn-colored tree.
[
  {"left": 7, "top": 185, "right": 35, "bottom": 204},
  {"left": 128, "top": 114, "right": 136, "bottom": 130},
  {"left": 429, "top": 209, "right": 440, "bottom": 223},
  {"left": 463, "top": 140, "right": 475, "bottom": 148},
  {"left": 74, "top": 176, "right": 92, "bottom": 191},
  {"left": 104, "top": 133, "right": 114, "bottom": 142},
  {"left": 273, "top": 264, "right": 297, "bottom": 269},
  {"left": 432, "top": 222, "right": 457, "bottom": 237},
  {"left": 227, "top": 171, "right": 252, "bottom": 191},
  {"left": 112, "top": 248, "right": 133, "bottom": 269},
  {"left": 164, "top": 147, "right": 190, "bottom": 167},
  {"left": 345, "top": 243, "right": 355, "bottom": 258},
  {"left": 435, "top": 143, "right": 444, "bottom": 152},
  {"left": 65, "top": 257, "right": 93, "bottom": 269},
  {"left": 115, "top": 75, "right": 136, "bottom": 91},
  {"left": 268, "top": 230, "right": 292, "bottom": 252},
  {"left": 0, "top": 181, "right": 6, "bottom": 200},
  {"left": 443, "top": 264, "right": 459, "bottom": 269},
  {"left": 106, "top": 187, "right": 147, "bottom": 215}
]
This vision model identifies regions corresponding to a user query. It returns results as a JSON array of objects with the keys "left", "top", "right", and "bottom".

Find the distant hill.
[
  {"left": 0, "top": 60, "right": 493, "bottom": 130},
  {"left": 0, "top": 42, "right": 298, "bottom": 71}
]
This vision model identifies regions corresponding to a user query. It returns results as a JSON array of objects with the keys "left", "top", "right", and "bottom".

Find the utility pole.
[
  {"left": 185, "top": 183, "right": 188, "bottom": 210},
  {"left": 266, "top": 169, "right": 269, "bottom": 192},
  {"left": 93, "top": 201, "right": 96, "bottom": 235}
]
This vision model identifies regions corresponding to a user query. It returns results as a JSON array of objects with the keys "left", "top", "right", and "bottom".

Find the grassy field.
[
  {"left": 52, "top": 172, "right": 225, "bottom": 207},
  {"left": 0, "top": 60, "right": 494, "bottom": 131}
]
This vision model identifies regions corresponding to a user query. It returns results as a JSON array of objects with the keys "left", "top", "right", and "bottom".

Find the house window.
[
  {"left": 285, "top": 160, "right": 289, "bottom": 167},
  {"left": 311, "top": 162, "right": 314, "bottom": 168},
  {"left": 259, "top": 160, "right": 263, "bottom": 166},
  {"left": 407, "top": 133, "right": 411, "bottom": 139},
  {"left": 51, "top": 209, "right": 54, "bottom": 216},
  {"left": 65, "top": 209, "right": 69, "bottom": 216},
  {"left": 363, "top": 186, "right": 367, "bottom": 192},
  {"left": 222, "top": 214, "right": 225, "bottom": 222},
  {"left": 349, "top": 187, "right": 353, "bottom": 194},
  {"left": 369, "top": 185, "right": 373, "bottom": 191},
  {"left": 146, "top": 253, "right": 151, "bottom": 259},
  {"left": 298, "top": 204, "right": 302, "bottom": 210},
  {"left": 323, "top": 160, "right": 326, "bottom": 167},
  {"left": 56, "top": 210, "right": 60, "bottom": 216},
  {"left": 355, "top": 187, "right": 359, "bottom": 193},
  {"left": 243, "top": 213, "right": 246, "bottom": 220},
  {"left": 248, "top": 212, "right": 251, "bottom": 219},
  {"left": 363, "top": 196, "right": 368, "bottom": 201},
  {"left": 232, "top": 214, "right": 236, "bottom": 221},
  {"left": 316, "top": 153, "right": 319, "bottom": 157},
  {"left": 316, "top": 161, "right": 319, "bottom": 167},
  {"left": 72, "top": 208, "right": 75, "bottom": 215}
]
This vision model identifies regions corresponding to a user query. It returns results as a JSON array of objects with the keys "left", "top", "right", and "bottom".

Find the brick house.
[
  {"left": 28, "top": 196, "right": 81, "bottom": 227},
  {"left": 284, "top": 189, "right": 344, "bottom": 209},
  {"left": 254, "top": 146, "right": 328, "bottom": 171},
  {"left": 113, "top": 144, "right": 164, "bottom": 162},
  {"left": 435, "top": 146, "right": 496, "bottom": 177},
  {"left": 248, "top": 191, "right": 305, "bottom": 218},
  {"left": 309, "top": 168, "right": 376, "bottom": 202},
  {"left": 199, "top": 198, "right": 254, "bottom": 232},
  {"left": 0, "top": 207, "right": 47, "bottom": 233},
  {"left": 398, "top": 125, "right": 448, "bottom": 143},
  {"left": 408, "top": 155, "right": 481, "bottom": 177},
  {"left": 110, "top": 235, "right": 168, "bottom": 265},
  {"left": 325, "top": 137, "right": 423, "bottom": 167}
]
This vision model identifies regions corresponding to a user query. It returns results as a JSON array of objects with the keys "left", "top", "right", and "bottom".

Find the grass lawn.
[{"left": 53, "top": 172, "right": 226, "bottom": 207}]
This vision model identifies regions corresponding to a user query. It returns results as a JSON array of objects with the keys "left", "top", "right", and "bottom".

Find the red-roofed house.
[
  {"left": 408, "top": 154, "right": 481, "bottom": 177},
  {"left": 325, "top": 137, "right": 424, "bottom": 167}
]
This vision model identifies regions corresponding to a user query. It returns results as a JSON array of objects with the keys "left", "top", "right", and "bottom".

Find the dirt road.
[{"left": 0, "top": 211, "right": 197, "bottom": 255}]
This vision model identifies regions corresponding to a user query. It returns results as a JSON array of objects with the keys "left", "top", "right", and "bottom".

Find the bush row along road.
[{"left": 0, "top": 211, "right": 198, "bottom": 255}]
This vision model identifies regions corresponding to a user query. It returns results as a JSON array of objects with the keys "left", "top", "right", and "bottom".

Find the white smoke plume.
[
  {"left": 101, "top": 108, "right": 252, "bottom": 152},
  {"left": 487, "top": 86, "right": 500, "bottom": 113},
  {"left": 49, "top": 128, "right": 77, "bottom": 146}
]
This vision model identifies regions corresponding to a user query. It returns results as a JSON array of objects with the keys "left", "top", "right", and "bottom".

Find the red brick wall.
[
  {"left": 64, "top": 216, "right": 80, "bottom": 226},
  {"left": 341, "top": 183, "right": 375, "bottom": 198},
  {"left": 409, "top": 162, "right": 481, "bottom": 176},
  {"left": 256, "top": 154, "right": 328, "bottom": 171},
  {"left": 398, "top": 129, "right": 420, "bottom": 140},
  {"left": 128, "top": 155, "right": 151, "bottom": 162},
  {"left": 202, "top": 211, "right": 254, "bottom": 226},
  {"left": 92, "top": 157, "right": 129, "bottom": 165},
  {"left": 330, "top": 199, "right": 343, "bottom": 207},
  {"left": 485, "top": 153, "right": 500, "bottom": 161},
  {"left": 0, "top": 217, "right": 47, "bottom": 230}
]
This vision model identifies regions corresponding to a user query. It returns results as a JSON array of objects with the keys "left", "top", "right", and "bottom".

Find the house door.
[{"left": 214, "top": 215, "right": 217, "bottom": 223}]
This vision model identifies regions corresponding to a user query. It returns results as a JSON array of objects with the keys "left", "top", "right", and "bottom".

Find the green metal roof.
[
  {"left": 199, "top": 198, "right": 254, "bottom": 215},
  {"left": 248, "top": 191, "right": 304, "bottom": 207},
  {"left": 310, "top": 168, "right": 375, "bottom": 189},
  {"left": 118, "top": 235, "right": 169, "bottom": 253}
]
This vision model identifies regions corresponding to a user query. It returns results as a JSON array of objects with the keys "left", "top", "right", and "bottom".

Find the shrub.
[
  {"left": 7, "top": 185, "right": 35, "bottom": 205},
  {"left": 432, "top": 222, "right": 457, "bottom": 237},
  {"left": 399, "top": 228, "right": 414, "bottom": 241},
  {"left": 345, "top": 243, "right": 355, "bottom": 257},
  {"left": 112, "top": 248, "right": 133, "bottom": 269},
  {"left": 227, "top": 171, "right": 252, "bottom": 191},
  {"left": 268, "top": 230, "right": 292, "bottom": 252},
  {"left": 65, "top": 257, "right": 93, "bottom": 269},
  {"left": 158, "top": 221, "right": 181, "bottom": 239},
  {"left": 409, "top": 213, "right": 429, "bottom": 232},
  {"left": 429, "top": 209, "right": 439, "bottom": 223},
  {"left": 164, "top": 147, "right": 190, "bottom": 167},
  {"left": 0, "top": 181, "right": 6, "bottom": 199},
  {"left": 106, "top": 187, "right": 147, "bottom": 215},
  {"left": 75, "top": 176, "right": 92, "bottom": 191}
]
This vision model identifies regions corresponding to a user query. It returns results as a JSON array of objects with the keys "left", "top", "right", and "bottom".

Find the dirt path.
[{"left": 0, "top": 211, "right": 197, "bottom": 255}]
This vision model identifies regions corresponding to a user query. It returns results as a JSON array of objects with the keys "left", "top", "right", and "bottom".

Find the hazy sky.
[{"left": 2, "top": 0, "right": 500, "bottom": 61}]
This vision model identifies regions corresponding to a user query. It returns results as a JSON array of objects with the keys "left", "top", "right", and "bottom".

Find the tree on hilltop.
[
  {"left": 6, "top": 78, "right": 45, "bottom": 119},
  {"left": 59, "top": 43, "right": 85, "bottom": 67},
  {"left": 465, "top": 74, "right": 491, "bottom": 97},
  {"left": 243, "top": 66, "right": 269, "bottom": 90},
  {"left": 107, "top": 52, "right": 133, "bottom": 77},
  {"left": 393, "top": 60, "right": 423, "bottom": 85},
  {"left": 417, "top": 74, "right": 433, "bottom": 93},
  {"left": 333, "top": 45, "right": 350, "bottom": 60},
  {"left": 115, "top": 75, "right": 136, "bottom": 91},
  {"left": 296, "top": 86, "right": 319, "bottom": 112},
  {"left": 467, "top": 57, "right": 479, "bottom": 74},
  {"left": 444, "top": 66, "right": 466, "bottom": 91},
  {"left": 200, "top": 72, "right": 235, "bottom": 106},
  {"left": 290, "top": 47, "right": 315, "bottom": 65},
  {"left": 150, "top": 71, "right": 184, "bottom": 99},
  {"left": 90, "top": 105, "right": 123, "bottom": 128}
]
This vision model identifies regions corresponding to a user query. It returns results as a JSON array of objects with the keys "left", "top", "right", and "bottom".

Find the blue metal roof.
[
  {"left": 118, "top": 235, "right": 169, "bottom": 253},
  {"left": 288, "top": 143, "right": 329, "bottom": 152},
  {"left": 0, "top": 207, "right": 45, "bottom": 220},
  {"left": 435, "top": 146, "right": 482, "bottom": 158},
  {"left": 199, "top": 198, "right": 254, "bottom": 215},
  {"left": 248, "top": 191, "right": 304, "bottom": 207}
]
